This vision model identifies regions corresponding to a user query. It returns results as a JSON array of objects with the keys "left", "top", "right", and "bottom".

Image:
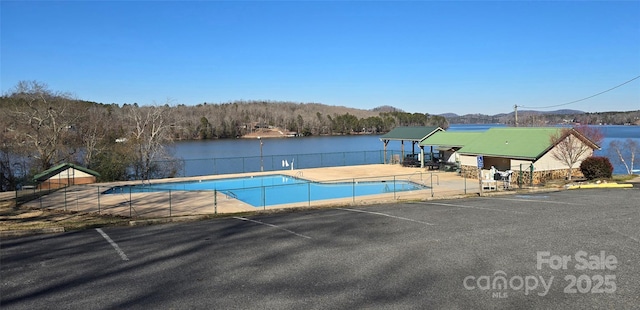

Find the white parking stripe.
[
  {"left": 422, "top": 202, "right": 528, "bottom": 214},
  {"left": 233, "top": 217, "right": 312, "bottom": 239},
  {"left": 337, "top": 208, "right": 434, "bottom": 226},
  {"left": 491, "top": 197, "right": 579, "bottom": 205},
  {"left": 96, "top": 228, "right": 130, "bottom": 261},
  {"left": 609, "top": 227, "right": 640, "bottom": 244}
]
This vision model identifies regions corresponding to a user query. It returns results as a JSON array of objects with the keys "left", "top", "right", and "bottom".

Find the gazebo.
[{"left": 380, "top": 126, "right": 444, "bottom": 167}]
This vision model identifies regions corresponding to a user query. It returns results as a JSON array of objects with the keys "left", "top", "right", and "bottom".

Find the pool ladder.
[{"left": 225, "top": 191, "right": 237, "bottom": 199}]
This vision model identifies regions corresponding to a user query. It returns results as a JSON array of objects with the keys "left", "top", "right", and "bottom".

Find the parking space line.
[
  {"left": 609, "top": 227, "right": 640, "bottom": 244},
  {"left": 421, "top": 202, "right": 528, "bottom": 214},
  {"left": 337, "top": 208, "right": 435, "bottom": 225},
  {"left": 233, "top": 217, "right": 312, "bottom": 239},
  {"left": 491, "top": 197, "right": 579, "bottom": 205},
  {"left": 96, "top": 228, "right": 130, "bottom": 261}
]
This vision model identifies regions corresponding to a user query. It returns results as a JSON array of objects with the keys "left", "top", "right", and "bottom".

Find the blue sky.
[{"left": 2, "top": 1, "right": 639, "bottom": 115}]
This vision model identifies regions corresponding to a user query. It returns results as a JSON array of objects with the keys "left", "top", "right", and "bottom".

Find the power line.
[{"left": 519, "top": 74, "right": 640, "bottom": 110}]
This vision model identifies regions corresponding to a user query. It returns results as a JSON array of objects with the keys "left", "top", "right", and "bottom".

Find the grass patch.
[
  {"left": 0, "top": 199, "right": 130, "bottom": 232},
  {"left": 612, "top": 174, "right": 638, "bottom": 182}
]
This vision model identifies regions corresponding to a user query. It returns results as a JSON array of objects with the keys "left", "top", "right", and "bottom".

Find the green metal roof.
[
  {"left": 33, "top": 163, "right": 101, "bottom": 182},
  {"left": 380, "top": 126, "right": 443, "bottom": 142},
  {"left": 457, "top": 127, "right": 563, "bottom": 160},
  {"left": 419, "top": 131, "right": 482, "bottom": 148}
]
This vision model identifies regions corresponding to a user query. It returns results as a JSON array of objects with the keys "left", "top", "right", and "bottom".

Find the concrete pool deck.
[{"left": 22, "top": 164, "right": 528, "bottom": 219}]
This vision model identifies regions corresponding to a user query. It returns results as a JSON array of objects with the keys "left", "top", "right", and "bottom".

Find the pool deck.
[{"left": 23, "top": 164, "right": 502, "bottom": 218}]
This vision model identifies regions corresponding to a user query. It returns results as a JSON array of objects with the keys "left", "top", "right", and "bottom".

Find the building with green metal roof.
[
  {"left": 379, "top": 126, "right": 444, "bottom": 167},
  {"left": 454, "top": 127, "right": 600, "bottom": 185},
  {"left": 33, "top": 163, "right": 101, "bottom": 189},
  {"left": 419, "top": 131, "right": 483, "bottom": 168}
]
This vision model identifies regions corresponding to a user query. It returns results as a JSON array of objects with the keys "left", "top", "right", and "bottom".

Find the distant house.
[
  {"left": 379, "top": 126, "right": 444, "bottom": 167},
  {"left": 33, "top": 163, "right": 101, "bottom": 189},
  {"left": 454, "top": 127, "right": 600, "bottom": 184}
]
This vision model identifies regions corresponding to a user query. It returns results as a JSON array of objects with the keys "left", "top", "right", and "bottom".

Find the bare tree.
[
  {"left": 76, "top": 105, "right": 111, "bottom": 167},
  {"left": 6, "top": 81, "right": 81, "bottom": 171},
  {"left": 608, "top": 139, "right": 638, "bottom": 175},
  {"left": 126, "top": 103, "right": 176, "bottom": 180},
  {"left": 549, "top": 126, "right": 602, "bottom": 180}
]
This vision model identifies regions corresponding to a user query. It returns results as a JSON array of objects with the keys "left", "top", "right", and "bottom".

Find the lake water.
[{"left": 171, "top": 125, "right": 639, "bottom": 176}]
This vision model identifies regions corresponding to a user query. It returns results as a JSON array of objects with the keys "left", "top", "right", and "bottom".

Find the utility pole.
[{"left": 514, "top": 104, "right": 519, "bottom": 127}]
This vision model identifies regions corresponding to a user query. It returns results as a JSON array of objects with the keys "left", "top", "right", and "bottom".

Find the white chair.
[{"left": 482, "top": 170, "right": 497, "bottom": 190}]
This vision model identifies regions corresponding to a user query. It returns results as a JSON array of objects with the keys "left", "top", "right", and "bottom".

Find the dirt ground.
[{"left": 0, "top": 198, "right": 129, "bottom": 233}]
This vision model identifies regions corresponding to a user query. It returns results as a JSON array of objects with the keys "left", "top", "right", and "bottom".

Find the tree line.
[
  {"left": 0, "top": 81, "right": 448, "bottom": 190},
  {"left": 448, "top": 110, "right": 640, "bottom": 126}
]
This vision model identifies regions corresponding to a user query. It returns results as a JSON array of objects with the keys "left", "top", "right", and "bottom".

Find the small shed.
[
  {"left": 33, "top": 163, "right": 101, "bottom": 190},
  {"left": 380, "top": 126, "right": 443, "bottom": 167}
]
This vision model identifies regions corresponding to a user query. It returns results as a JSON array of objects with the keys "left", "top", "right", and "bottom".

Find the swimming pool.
[{"left": 103, "top": 174, "right": 426, "bottom": 207}]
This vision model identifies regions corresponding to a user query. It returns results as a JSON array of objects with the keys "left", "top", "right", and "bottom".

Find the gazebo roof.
[{"left": 380, "top": 126, "right": 443, "bottom": 142}]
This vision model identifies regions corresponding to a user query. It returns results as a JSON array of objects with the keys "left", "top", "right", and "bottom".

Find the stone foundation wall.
[{"left": 460, "top": 166, "right": 584, "bottom": 185}]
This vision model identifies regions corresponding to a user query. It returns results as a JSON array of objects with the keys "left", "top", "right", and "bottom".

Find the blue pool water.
[{"left": 103, "top": 174, "right": 425, "bottom": 207}]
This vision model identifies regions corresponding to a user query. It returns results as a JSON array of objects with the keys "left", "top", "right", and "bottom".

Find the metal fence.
[
  {"left": 168, "top": 150, "right": 413, "bottom": 177},
  {"left": 21, "top": 172, "right": 475, "bottom": 219}
]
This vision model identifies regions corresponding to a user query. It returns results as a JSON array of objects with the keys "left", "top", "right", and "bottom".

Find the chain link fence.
[
  {"left": 21, "top": 172, "right": 475, "bottom": 219},
  {"left": 167, "top": 150, "right": 407, "bottom": 177}
]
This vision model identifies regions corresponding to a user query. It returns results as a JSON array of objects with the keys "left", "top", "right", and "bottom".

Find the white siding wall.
[
  {"left": 511, "top": 159, "right": 534, "bottom": 171},
  {"left": 534, "top": 144, "right": 594, "bottom": 171},
  {"left": 48, "top": 168, "right": 94, "bottom": 180},
  {"left": 459, "top": 154, "right": 477, "bottom": 167}
]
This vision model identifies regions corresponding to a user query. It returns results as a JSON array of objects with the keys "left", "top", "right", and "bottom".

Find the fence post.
[
  {"left": 262, "top": 186, "right": 266, "bottom": 210},
  {"left": 64, "top": 186, "right": 67, "bottom": 211},
  {"left": 169, "top": 190, "right": 172, "bottom": 217},
  {"left": 129, "top": 186, "right": 132, "bottom": 218},
  {"left": 393, "top": 176, "right": 397, "bottom": 199},
  {"left": 97, "top": 186, "right": 101, "bottom": 214},
  {"left": 431, "top": 173, "right": 434, "bottom": 197},
  {"left": 464, "top": 174, "right": 467, "bottom": 195},
  {"left": 307, "top": 182, "right": 311, "bottom": 207},
  {"left": 352, "top": 178, "right": 355, "bottom": 203},
  {"left": 182, "top": 159, "right": 187, "bottom": 177},
  {"left": 214, "top": 190, "right": 217, "bottom": 215},
  {"left": 529, "top": 164, "right": 534, "bottom": 187}
]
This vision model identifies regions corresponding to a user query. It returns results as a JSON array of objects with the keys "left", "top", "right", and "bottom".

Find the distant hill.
[
  {"left": 438, "top": 113, "right": 459, "bottom": 118},
  {"left": 509, "top": 109, "right": 584, "bottom": 116},
  {"left": 444, "top": 109, "right": 639, "bottom": 125},
  {"left": 371, "top": 105, "right": 404, "bottom": 113}
]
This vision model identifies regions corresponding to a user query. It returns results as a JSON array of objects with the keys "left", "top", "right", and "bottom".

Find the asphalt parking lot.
[{"left": 2, "top": 188, "right": 639, "bottom": 309}]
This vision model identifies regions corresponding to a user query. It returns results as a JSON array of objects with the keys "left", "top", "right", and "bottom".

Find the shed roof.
[
  {"left": 33, "top": 163, "right": 101, "bottom": 182},
  {"left": 457, "top": 127, "right": 563, "bottom": 160},
  {"left": 379, "top": 126, "right": 443, "bottom": 142},
  {"left": 419, "top": 131, "right": 482, "bottom": 148}
]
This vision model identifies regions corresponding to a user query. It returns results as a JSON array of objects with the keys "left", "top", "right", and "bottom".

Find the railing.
[
  {"left": 20, "top": 172, "right": 477, "bottom": 219},
  {"left": 156, "top": 150, "right": 406, "bottom": 178}
]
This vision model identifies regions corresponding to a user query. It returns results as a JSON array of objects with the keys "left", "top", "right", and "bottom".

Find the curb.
[
  {"left": 129, "top": 215, "right": 208, "bottom": 226},
  {"left": 567, "top": 183, "right": 634, "bottom": 190},
  {"left": 0, "top": 227, "right": 65, "bottom": 238}
]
